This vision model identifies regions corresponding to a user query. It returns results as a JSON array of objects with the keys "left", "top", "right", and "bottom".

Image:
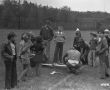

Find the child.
[
  {"left": 89, "top": 32, "right": 98, "bottom": 67},
  {"left": 96, "top": 31, "right": 109, "bottom": 79},
  {"left": 53, "top": 26, "right": 66, "bottom": 64},
  {"left": 19, "top": 33, "right": 33, "bottom": 81},
  {"left": 30, "top": 36, "right": 44, "bottom": 76},
  {"left": 63, "top": 47, "right": 81, "bottom": 74}
]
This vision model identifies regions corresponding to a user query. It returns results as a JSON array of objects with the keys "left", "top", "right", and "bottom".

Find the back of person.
[{"left": 67, "top": 49, "right": 81, "bottom": 61}]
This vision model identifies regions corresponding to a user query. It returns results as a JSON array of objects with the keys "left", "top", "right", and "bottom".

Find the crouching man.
[{"left": 63, "top": 47, "right": 81, "bottom": 74}]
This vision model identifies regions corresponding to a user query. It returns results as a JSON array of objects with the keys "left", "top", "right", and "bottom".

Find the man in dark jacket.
[
  {"left": 1, "top": 32, "right": 17, "bottom": 89},
  {"left": 40, "top": 20, "right": 54, "bottom": 62}
]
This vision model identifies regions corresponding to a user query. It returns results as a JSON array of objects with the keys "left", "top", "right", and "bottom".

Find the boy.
[
  {"left": 1, "top": 32, "right": 17, "bottom": 89},
  {"left": 89, "top": 32, "right": 98, "bottom": 67},
  {"left": 96, "top": 31, "right": 109, "bottom": 79},
  {"left": 63, "top": 47, "right": 81, "bottom": 74}
]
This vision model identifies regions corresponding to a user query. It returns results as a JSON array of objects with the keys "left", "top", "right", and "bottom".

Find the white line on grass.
[{"left": 48, "top": 74, "right": 73, "bottom": 90}]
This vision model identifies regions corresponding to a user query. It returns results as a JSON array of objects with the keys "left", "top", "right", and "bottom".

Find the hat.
[
  {"left": 104, "top": 29, "right": 109, "bottom": 32},
  {"left": 90, "top": 32, "right": 97, "bottom": 37},
  {"left": 76, "top": 28, "right": 80, "bottom": 32}
]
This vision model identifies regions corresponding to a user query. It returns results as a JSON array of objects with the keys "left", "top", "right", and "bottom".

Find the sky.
[{"left": 10, "top": 0, "right": 109, "bottom": 13}]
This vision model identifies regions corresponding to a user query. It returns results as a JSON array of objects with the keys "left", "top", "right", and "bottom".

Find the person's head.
[
  {"left": 36, "top": 36, "right": 43, "bottom": 44},
  {"left": 21, "top": 33, "right": 30, "bottom": 42},
  {"left": 58, "top": 26, "right": 63, "bottom": 32},
  {"left": 97, "top": 30, "right": 104, "bottom": 38},
  {"left": 75, "top": 28, "right": 81, "bottom": 37},
  {"left": 104, "top": 29, "right": 110, "bottom": 37},
  {"left": 7, "top": 32, "right": 17, "bottom": 43},
  {"left": 27, "top": 31, "right": 36, "bottom": 41}
]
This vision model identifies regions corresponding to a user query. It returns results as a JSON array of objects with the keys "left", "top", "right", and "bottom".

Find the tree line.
[{"left": 0, "top": 0, "right": 110, "bottom": 30}]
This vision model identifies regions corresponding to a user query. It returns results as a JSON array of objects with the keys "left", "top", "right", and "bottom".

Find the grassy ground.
[{"left": 0, "top": 30, "right": 110, "bottom": 90}]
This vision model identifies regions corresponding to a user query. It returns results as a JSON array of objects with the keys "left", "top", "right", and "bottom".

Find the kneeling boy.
[{"left": 63, "top": 47, "right": 81, "bottom": 74}]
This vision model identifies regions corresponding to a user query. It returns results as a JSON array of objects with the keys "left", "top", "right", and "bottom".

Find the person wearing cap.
[
  {"left": 73, "top": 28, "right": 83, "bottom": 52},
  {"left": 40, "top": 20, "right": 54, "bottom": 62},
  {"left": 63, "top": 47, "right": 81, "bottom": 74},
  {"left": 19, "top": 33, "right": 33, "bottom": 81},
  {"left": 1, "top": 32, "right": 17, "bottom": 89},
  {"left": 96, "top": 30, "right": 109, "bottom": 79},
  {"left": 89, "top": 32, "right": 98, "bottom": 67},
  {"left": 104, "top": 29, "right": 110, "bottom": 52},
  {"left": 53, "top": 26, "right": 66, "bottom": 64},
  {"left": 30, "top": 36, "right": 45, "bottom": 76}
]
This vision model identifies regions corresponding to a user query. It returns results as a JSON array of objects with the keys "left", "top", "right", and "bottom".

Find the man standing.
[
  {"left": 40, "top": 20, "right": 54, "bottom": 62},
  {"left": 89, "top": 32, "right": 98, "bottom": 67},
  {"left": 96, "top": 31, "right": 109, "bottom": 79},
  {"left": 104, "top": 29, "right": 110, "bottom": 52},
  {"left": 1, "top": 32, "right": 17, "bottom": 89},
  {"left": 53, "top": 26, "right": 66, "bottom": 64}
]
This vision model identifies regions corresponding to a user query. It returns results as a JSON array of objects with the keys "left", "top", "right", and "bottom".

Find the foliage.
[{"left": 0, "top": 0, "right": 110, "bottom": 30}]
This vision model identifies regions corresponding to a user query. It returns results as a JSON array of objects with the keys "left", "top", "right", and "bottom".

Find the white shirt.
[{"left": 10, "top": 43, "right": 16, "bottom": 55}]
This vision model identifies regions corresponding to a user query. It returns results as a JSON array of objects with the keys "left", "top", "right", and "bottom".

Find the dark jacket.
[
  {"left": 40, "top": 25, "right": 54, "bottom": 41},
  {"left": 1, "top": 42, "right": 17, "bottom": 62}
]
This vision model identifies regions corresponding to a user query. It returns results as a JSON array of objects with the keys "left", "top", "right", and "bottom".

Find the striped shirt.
[{"left": 54, "top": 31, "right": 65, "bottom": 42}]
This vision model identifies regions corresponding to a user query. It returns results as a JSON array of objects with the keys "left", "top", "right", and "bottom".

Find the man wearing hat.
[
  {"left": 53, "top": 26, "right": 66, "bottom": 64},
  {"left": 104, "top": 29, "right": 110, "bottom": 52},
  {"left": 89, "top": 32, "right": 98, "bottom": 67},
  {"left": 1, "top": 32, "right": 17, "bottom": 89},
  {"left": 96, "top": 30, "right": 109, "bottom": 79}
]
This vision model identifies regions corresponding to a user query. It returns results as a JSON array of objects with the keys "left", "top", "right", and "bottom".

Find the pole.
[{"left": 18, "top": 0, "right": 20, "bottom": 29}]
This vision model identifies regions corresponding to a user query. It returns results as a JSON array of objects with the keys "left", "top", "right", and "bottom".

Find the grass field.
[{"left": 1, "top": 30, "right": 109, "bottom": 90}]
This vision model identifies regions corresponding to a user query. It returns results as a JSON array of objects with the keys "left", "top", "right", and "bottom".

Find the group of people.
[
  {"left": 1, "top": 21, "right": 110, "bottom": 89},
  {"left": 0, "top": 21, "right": 66, "bottom": 89},
  {"left": 66, "top": 28, "right": 110, "bottom": 78}
]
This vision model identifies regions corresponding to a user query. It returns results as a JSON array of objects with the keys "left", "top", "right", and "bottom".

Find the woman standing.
[{"left": 19, "top": 33, "right": 33, "bottom": 81}]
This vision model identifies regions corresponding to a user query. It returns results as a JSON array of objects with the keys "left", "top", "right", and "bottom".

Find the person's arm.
[
  {"left": 73, "top": 38, "right": 77, "bottom": 47},
  {"left": 1, "top": 43, "right": 13, "bottom": 60},
  {"left": 99, "top": 38, "right": 108, "bottom": 54}
]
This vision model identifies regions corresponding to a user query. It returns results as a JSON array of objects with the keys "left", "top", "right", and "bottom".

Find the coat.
[{"left": 1, "top": 42, "right": 17, "bottom": 62}]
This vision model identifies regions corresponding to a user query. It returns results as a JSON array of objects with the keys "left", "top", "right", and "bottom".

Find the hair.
[{"left": 7, "top": 32, "right": 16, "bottom": 40}]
